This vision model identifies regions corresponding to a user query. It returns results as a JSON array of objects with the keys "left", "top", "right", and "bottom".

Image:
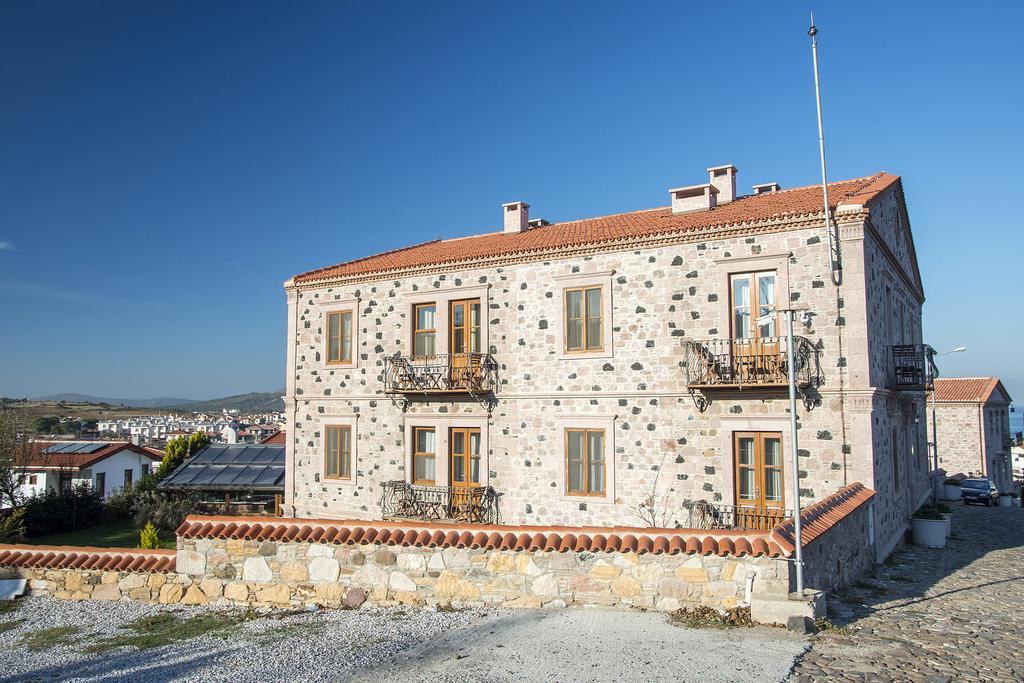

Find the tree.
[
  {"left": 0, "top": 407, "right": 33, "bottom": 508},
  {"left": 154, "top": 431, "right": 210, "bottom": 481}
]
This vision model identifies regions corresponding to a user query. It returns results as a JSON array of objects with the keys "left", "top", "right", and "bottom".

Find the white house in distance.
[{"left": 16, "top": 441, "right": 163, "bottom": 500}]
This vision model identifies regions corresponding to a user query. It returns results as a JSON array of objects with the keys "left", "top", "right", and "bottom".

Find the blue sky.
[{"left": 1, "top": 2, "right": 1022, "bottom": 405}]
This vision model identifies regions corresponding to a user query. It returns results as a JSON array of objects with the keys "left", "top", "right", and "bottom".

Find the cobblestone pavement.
[{"left": 790, "top": 502, "right": 1024, "bottom": 682}]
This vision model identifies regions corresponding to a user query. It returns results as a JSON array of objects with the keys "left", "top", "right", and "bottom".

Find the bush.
[
  {"left": 944, "top": 478, "right": 962, "bottom": 485},
  {"left": 0, "top": 507, "right": 26, "bottom": 543},
  {"left": 23, "top": 483, "right": 105, "bottom": 537},
  {"left": 104, "top": 473, "right": 159, "bottom": 520},
  {"left": 138, "top": 522, "right": 160, "bottom": 549},
  {"left": 913, "top": 505, "right": 943, "bottom": 520},
  {"left": 934, "top": 502, "right": 953, "bottom": 513},
  {"left": 132, "top": 490, "right": 197, "bottom": 533}
]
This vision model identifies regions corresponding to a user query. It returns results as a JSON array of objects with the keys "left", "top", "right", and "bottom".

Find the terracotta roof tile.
[
  {"left": 292, "top": 174, "right": 900, "bottom": 284},
  {"left": 931, "top": 377, "right": 1006, "bottom": 403},
  {"left": 770, "top": 482, "right": 875, "bottom": 553},
  {"left": 0, "top": 545, "right": 176, "bottom": 573},
  {"left": 177, "top": 515, "right": 789, "bottom": 557}
]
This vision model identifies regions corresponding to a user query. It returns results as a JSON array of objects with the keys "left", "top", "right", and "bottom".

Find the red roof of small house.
[
  {"left": 20, "top": 441, "right": 163, "bottom": 470},
  {"left": 261, "top": 430, "right": 286, "bottom": 445},
  {"left": 291, "top": 173, "right": 901, "bottom": 284},
  {"left": 931, "top": 377, "right": 1011, "bottom": 403}
]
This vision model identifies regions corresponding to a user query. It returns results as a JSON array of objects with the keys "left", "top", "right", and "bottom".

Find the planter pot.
[
  {"left": 943, "top": 484, "right": 963, "bottom": 501},
  {"left": 940, "top": 512, "right": 953, "bottom": 538},
  {"left": 911, "top": 517, "right": 948, "bottom": 548},
  {"left": 998, "top": 495, "right": 1012, "bottom": 507},
  {"left": 1013, "top": 498, "right": 1021, "bottom": 508}
]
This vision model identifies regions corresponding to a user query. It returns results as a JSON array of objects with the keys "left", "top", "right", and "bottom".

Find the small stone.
[
  {"left": 344, "top": 587, "right": 367, "bottom": 608},
  {"left": 242, "top": 557, "right": 273, "bottom": 583},
  {"left": 373, "top": 549, "right": 397, "bottom": 566}
]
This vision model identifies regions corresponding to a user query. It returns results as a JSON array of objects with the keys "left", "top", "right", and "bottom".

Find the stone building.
[
  {"left": 281, "top": 164, "right": 934, "bottom": 562},
  {"left": 931, "top": 377, "right": 1014, "bottom": 490}
]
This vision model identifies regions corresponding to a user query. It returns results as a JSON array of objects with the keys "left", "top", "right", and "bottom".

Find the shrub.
[
  {"left": 132, "top": 490, "right": 196, "bottom": 533},
  {"left": 912, "top": 505, "right": 943, "bottom": 520},
  {"left": 104, "top": 473, "right": 159, "bottom": 520},
  {"left": 944, "top": 478, "right": 962, "bottom": 485},
  {"left": 23, "top": 483, "right": 105, "bottom": 537},
  {"left": 0, "top": 507, "right": 26, "bottom": 543},
  {"left": 933, "top": 502, "right": 953, "bottom": 513},
  {"left": 138, "top": 522, "right": 160, "bottom": 549}
]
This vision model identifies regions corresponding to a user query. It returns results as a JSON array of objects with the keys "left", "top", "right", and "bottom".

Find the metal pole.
[
  {"left": 809, "top": 15, "right": 840, "bottom": 286},
  {"left": 786, "top": 309, "right": 804, "bottom": 594}
]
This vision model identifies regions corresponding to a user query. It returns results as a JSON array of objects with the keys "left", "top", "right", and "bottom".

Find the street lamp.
[{"left": 930, "top": 346, "right": 967, "bottom": 477}]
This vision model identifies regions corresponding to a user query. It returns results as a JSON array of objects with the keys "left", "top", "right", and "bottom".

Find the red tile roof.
[
  {"left": 261, "top": 430, "right": 286, "bottom": 445},
  {"left": 20, "top": 441, "right": 163, "bottom": 470},
  {"left": 931, "top": 377, "right": 1008, "bottom": 403},
  {"left": 770, "top": 482, "right": 875, "bottom": 553},
  {"left": 0, "top": 545, "right": 176, "bottom": 573},
  {"left": 178, "top": 515, "right": 788, "bottom": 557},
  {"left": 292, "top": 173, "right": 900, "bottom": 284}
]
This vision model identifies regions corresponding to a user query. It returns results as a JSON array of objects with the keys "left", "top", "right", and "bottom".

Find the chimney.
[
  {"left": 707, "top": 164, "right": 738, "bottom": 203},
  {"left": 502, "top": 201, "right": 530, "bottom": 233},
  {"left": 669, "top": 183, "right": 718, "bottom": 214},
  {"left": 753, "top": 182, "right": 781, "bottom": 194},
  {"left": 528, "top": 218, "right": 550, "bottom": 228}
]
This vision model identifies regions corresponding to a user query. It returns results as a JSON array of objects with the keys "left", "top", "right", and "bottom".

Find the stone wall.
[
  {"left": 798, "top": 495, "right": 875, "bottom": 593},
  {"left": 173, "top": 535, "right": 787, "bottom": 611},
  {"left": 2, "top": 566, "right": 190, "bottom": 604}
]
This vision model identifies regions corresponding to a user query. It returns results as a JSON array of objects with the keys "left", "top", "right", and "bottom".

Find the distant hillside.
[
  {"left": 34, "top": 393, "right": 198, "bottom": 408},
  {"left": 168, "top": 391, "right": 284, "bottom": 413}
]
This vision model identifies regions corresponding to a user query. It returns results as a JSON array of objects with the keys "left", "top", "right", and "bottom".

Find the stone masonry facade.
[
  {"left": 283, "top": 172, "right": 930, "bottom": 565},
  {"left": 934, "top": 398, "right": 1013, "bottom": 491}
]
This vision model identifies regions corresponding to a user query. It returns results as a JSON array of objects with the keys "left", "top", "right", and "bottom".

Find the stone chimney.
[
  {"left": 707, "top": 164, "right": 738, "bottom": 203},
  {"left": 669, "top": 183, "right": 718, "bottom": 214},
  {"left": 753, "top": 182, "right": 781, "bottom": 195},
  {"left": 503, "top": 201, "right": 530, "bottom": 233}
]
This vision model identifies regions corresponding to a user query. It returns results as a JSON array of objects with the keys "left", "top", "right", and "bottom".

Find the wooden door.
[
  {"left": 449, "top": 427, "right": 481, "bottom": 520},
  {"left": 734, "top": 432, "right": 785, "bottom": 529},
  {"left": 730, "top": 272, "right": 779, "bottom": 383},
  {"left": 449, "top": 299, "right": 481, "bottom": 388}
]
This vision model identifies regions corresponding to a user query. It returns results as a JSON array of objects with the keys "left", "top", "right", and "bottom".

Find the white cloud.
[{"left": 0, "top": 241, "right": 14, "bottom": 251}]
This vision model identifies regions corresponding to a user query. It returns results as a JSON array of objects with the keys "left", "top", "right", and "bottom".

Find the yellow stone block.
[
  {"left": 159, "top": 583, "right": 184, "bottom": 604},
  {"left": 223, "top": 582, "right": 249, "bottom": 603},
  {"left": 589, "top": 561, "right": 622, "bottom": 580},
  {"left": 181, "top": 585, "right": 208, "bottom": 605},
  {"left": 486, "top": 554, "right": 516, "bottom": 573},
  {"left": 610, "top": 575, "right": 642, "bottom": 598},
  {"left": 675, "top": 567, "right": 710, "bottom": 583}
]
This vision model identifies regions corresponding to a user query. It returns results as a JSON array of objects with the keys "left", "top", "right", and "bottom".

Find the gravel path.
[
  {"left": 790, "top": 502, "right": 1024, "bottom": 682},
  {"left": 0, "top": 598, "right": 807, "bottom": 682}
]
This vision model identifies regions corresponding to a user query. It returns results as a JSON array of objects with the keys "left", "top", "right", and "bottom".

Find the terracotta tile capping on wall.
[
  {"left": 0, "top": 545, "right": 176, "bottom": 573},
  {"left": 177, "top": 516, "right": 789, "bottom": 558},
  {"left": 769, "top": 482, "right": 876, "bottom": 554}
]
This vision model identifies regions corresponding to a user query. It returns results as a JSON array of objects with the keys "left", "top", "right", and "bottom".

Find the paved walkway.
[{"left": 790, "top": 502, "right": 1024, "bottom": 682}]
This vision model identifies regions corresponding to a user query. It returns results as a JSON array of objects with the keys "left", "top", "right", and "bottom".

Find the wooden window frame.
[
  {"left": 95, "top": 472, "right": 106, "bottom": 497},
  {"left": 324, "top": 425, "right": 353, "bottom": 480},
  {"left": 563, "top": 286, "right": 604, "bottom": 354},
  {"left": 732, "top": 431, "right": 785, "bottom": 508},
  {"left": 123, "top": 468, "right": 133, "bottom": 488},
  {"left": 412, "top": 303, "right": 437, "bottom": 358},
  {"left": 729, "top": 270, "right": 778, "bottom": 340},
  {"left": 448, "top": 426, "right": 482, "bottom": 487},
  {"left": 326, "top": 310, "right": 354, "bottom": 366},
  {"left": 449, "top": 298, "right": 482, "bottom": 355},
  {"left": 412, "top": 426, "right": 437, "bottom": 485},
  {"left": 564, "top": 427, "right": 606, "bottom": 496}
]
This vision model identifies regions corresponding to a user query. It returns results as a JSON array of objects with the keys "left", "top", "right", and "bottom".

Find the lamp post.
[{"left": 929, "top": 346, "right": 967, "bottom": 476}]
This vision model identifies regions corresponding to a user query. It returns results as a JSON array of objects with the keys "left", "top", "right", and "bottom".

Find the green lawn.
[{"left": 26, "top": 518, "right": 176, "bottom": 550}]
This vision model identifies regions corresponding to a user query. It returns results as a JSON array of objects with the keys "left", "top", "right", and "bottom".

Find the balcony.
[
  {"left": 380, "top": 480, "right": 498, "bottom": 525},
  {"left": 683, "top": 336, "right": 823, "bottom": 391},
  {"left": 383, "top": 352, "right": 499, "bottom": 409},
  {"left": 890, "top": 344, "right": 937, "bottom": 391},
  {"left": 680, "top": 500, "right": 791, "bottom": 531}
]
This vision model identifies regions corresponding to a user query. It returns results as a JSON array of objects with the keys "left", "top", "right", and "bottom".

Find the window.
[
  {"left": 449, "top": 299, "right": 481, "bottom": 354},
  {"left": 734, "top": 432, "right": 784, "bottom": 510},
  {"left": 95, "top": 472, "right": 106, "bottom": 497},
  {"left": 449, "top": 427, "right": 481, "bottom": 486},
  {"left": 565, "top": 428, "right": 606, "bottom": 495},
  {"left": 730, "top": 271, "right": 776, "bottom": 339},
  {"left": 326, "top": 310, "right": 353, "bottom": 365},
  {"left": 413, "top": 304, "right": 436, "bottom": 357},
  {"left": 324, "top": 425, "right": 352, "bottom": 479},
  {"left": 124, "top": 468, "right": 134, "bottom": 488},
  {"left": 412, "top": 427, "right": 436, "bottom": 485},
  {"left": 564, "top": 286, "right": 603, "bottom": 352},
  {"left": 892, "top": 427, "right": 900, "bottom": 489}
]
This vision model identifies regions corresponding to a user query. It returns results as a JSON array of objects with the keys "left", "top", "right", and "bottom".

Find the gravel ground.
[{"left": 0, "top": 598, "right": 807, "bottom": 682}]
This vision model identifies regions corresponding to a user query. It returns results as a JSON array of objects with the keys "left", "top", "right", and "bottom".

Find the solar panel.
[
  {"left": 82, "top": 443, "right": 108, "bottom": 453},
  {"left": 47, "top": 443, "right": 75, "bottom": 453},
  {"left": 67, "top": 443, "right": 92, "bottom": 453}
]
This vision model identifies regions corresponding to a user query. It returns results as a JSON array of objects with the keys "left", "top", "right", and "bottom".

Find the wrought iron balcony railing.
[
  {"left": 380, "top": 480, "right": 498, "bottom": 525},
  {"left": 890, "top": 344, "right": 937, "bottom": 391},
  {"left": 683, "top": 336, "right": 823, "bottom": 390},
  {"left": 680, "top": 500, "right": 791, "bottom": 531},
  {"left": 382, "top": 352, "right": 498, "bottom": 395}
]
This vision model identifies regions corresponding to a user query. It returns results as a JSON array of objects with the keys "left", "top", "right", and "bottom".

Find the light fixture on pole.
[
  {"left": 929, "top": 346, "right": 967, "bottom": 474},
  {"left": 758, "top": 306, "right": 808, "bottom": 595}
]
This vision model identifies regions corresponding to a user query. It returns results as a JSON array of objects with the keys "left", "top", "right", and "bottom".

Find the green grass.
[
  {"left": 26, "top": 518, "right": 175, "bottom": 550},
  {"left": 83, "top": 611, "right": 255, "bottom": 653},
  {"left": 0, "top": 620, "right": 23, "bottom": 634},
  {"left": 0, "top": 601, "right": 19, "bottom": 615},
  {"left": 19, "top": 626, "right": 82, "bottom": 651}
]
